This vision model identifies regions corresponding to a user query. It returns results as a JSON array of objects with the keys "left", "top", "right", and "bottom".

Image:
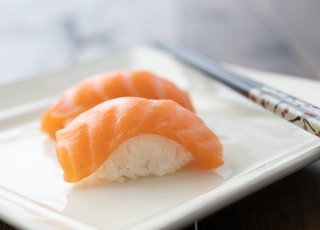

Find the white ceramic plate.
[{"left": 1, "top": 46, "right": 320, "bottom": 230}]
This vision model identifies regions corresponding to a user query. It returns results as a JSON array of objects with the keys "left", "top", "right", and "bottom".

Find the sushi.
[
  {"left": 56, "top": 97, "right": 223, "bottom": 183},
  {"left": 41, "top": 70, "right": 195, "bottom": 139}
]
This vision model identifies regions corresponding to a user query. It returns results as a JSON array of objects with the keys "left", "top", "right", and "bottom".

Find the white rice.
[{"left": 94, "top": 134, "right": 194, "bottom": 182}]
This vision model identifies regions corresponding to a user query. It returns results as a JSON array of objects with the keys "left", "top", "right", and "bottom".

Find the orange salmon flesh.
[
  {"left": 56, "top": 97, "right": 223, "bottom": 182},
  {"left": 41, "top": 70, "right": 195, "bottom": 139}
]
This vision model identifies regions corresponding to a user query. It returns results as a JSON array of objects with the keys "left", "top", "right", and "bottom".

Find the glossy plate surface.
[{"left": 0, "top": 46, "right": 320, "bottom": 230}]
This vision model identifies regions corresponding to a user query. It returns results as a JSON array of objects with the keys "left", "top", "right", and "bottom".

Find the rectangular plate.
[{"left": 1, "top": 46, "right": 320, "bottom": 230}]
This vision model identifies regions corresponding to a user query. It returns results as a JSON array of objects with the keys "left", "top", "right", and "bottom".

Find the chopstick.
[{"left": 155, "top": 40, "right": 320, "bottom": 138}]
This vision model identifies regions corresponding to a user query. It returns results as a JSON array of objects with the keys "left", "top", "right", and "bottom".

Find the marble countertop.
[
  {"left": 0, "top": 0, "right": 181, "bottom": 85},
  {"left": 1, "top": 0, "right": 319, "bottom": 86}
]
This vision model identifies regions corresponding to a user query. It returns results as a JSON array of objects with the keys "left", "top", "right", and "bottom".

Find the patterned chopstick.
[{"left": 156, "top": 41, "right": 320, "bottom": 137}]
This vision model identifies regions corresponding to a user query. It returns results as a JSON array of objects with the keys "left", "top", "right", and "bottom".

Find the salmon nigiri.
[
  {"left": 56, "top": 97, "right": 223, "bottom": 183},
  {"left": 41, "top": 70, "right": 195, "bottom": 139}
]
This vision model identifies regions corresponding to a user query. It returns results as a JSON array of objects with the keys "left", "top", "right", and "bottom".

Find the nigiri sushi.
[
  {"left": 41, "top": 70, "right": 195, "bottom": 139},
  {"left": 56, "top": 97, "right": 223, "bottom": 183}
]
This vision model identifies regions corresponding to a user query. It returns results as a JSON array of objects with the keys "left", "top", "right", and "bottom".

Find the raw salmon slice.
[
  {"left": 56, "top": 97, "right": 223, "bottom": 182},
  {"left": 41, "top": 70, "right": 195, "bottom": 139}
]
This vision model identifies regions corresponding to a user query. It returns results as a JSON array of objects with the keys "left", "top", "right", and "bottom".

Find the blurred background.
[{"left": 0, "top": 0, "right": 319, "bottom": 85}]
